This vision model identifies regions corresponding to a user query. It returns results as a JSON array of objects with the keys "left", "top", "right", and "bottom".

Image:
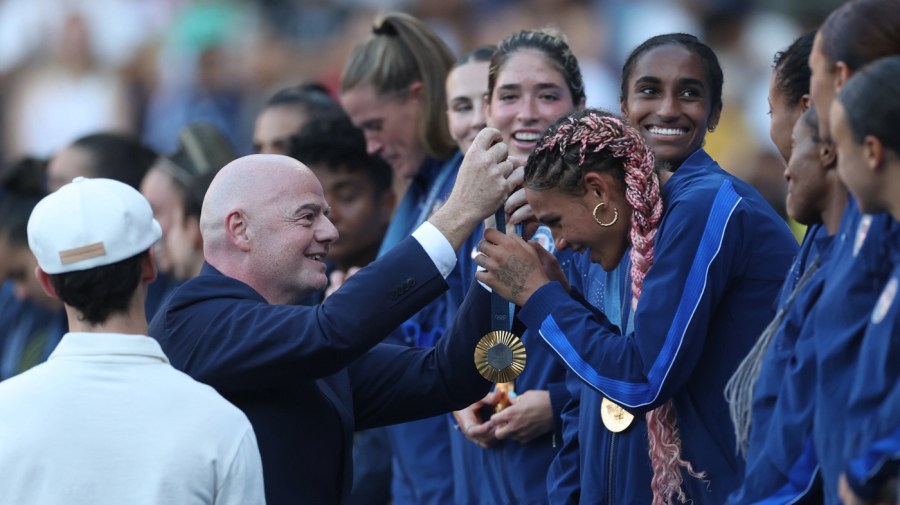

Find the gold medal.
[
  {"left": 474, "top": 330, "right": 526, "bottom": 383},
  {"left": 600, "top": 396, "right": 635, "bottom": 433}
]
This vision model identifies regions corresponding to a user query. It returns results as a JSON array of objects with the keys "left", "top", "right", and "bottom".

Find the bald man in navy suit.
[{"left": 150, "top": 129, "right": 515, "bottom": 505}]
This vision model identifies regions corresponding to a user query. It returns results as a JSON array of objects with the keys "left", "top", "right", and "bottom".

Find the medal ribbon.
[{"left": 474, "top": 208, "right": 527, "bottom": 385}]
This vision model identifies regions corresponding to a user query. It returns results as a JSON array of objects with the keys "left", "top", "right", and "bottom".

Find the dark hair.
[
  {"left": 341, "top": 12, "right": 457, "bottom": 160},
  {"left": 456, "top": 45, "right": 496, "bottom": 67},
  {"left": 182, "top": 169, "right": 218, "bottom": 220},
  {"left": 621, "top": 33, "right": 724, "bottom": 115},
  {"left": 837, "top": 55, "right": 900, "bottom": 152},
  {"left": 263, "top": 83, "right": 345, "bottom": 123},
  {"left": 71, "top": 133, "right": 158, "bottom": 190},
  {"left": 169, "top": 123, "right": 235, "bottom": 182},
  {"left": 820, "top": 0, "right": 900, "bottom": 72},
  {"left": 488, "top": 29, "right": 585, "bottom": 106},
  {"left": 0, "top": 158, "right": 48, "bottom": 247},
  {"left": 49, "top": 251, "right": 146, "bottom": 325},
  {"left": 773, "top": 31, "right": 815, "bottom": 109},
  {"left": 159, "top": 123, "right": 235, "bottom": 219},
  {"left": 288, "top": 117, "right": 393, "bottom": 195}
]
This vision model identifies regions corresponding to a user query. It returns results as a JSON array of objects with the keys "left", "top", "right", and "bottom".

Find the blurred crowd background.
[{"left": 0, "top": 0, "right": 842, "bottom": 217}]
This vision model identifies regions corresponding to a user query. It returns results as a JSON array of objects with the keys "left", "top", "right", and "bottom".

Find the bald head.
[
  {"left": 202, "top": 154, "right": 313, "bottom": 248},
  {"left": 200, "top": 154, "right": 338, "bottom": 304}
]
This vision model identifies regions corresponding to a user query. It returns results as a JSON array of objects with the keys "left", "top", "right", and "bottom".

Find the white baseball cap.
[{"left": 28, "top": 177, "right": 162, "bottom": 274}]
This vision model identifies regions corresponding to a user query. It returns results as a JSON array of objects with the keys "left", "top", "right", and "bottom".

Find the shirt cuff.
[
  {"left": 475, "top": 265, "right": 492, "bottom": 292},
  {"left": 413, "top": 221, "right": 457, "bottom": 279}
]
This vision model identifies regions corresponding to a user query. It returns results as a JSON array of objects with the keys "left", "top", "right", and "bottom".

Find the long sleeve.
[
  {"left": 349, "top": 282, "right": 492, "bottom": 428},
  {"left": 151, "top": 236, "right": 449, "bottom": 391}
]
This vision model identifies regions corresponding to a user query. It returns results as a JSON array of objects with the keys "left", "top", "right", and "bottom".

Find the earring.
[
  {"left": 708, "top": 125, "right": 717, "bottom": 133},
  {"left": 592, "top": 202, "right": 619, "bottom": 227}
]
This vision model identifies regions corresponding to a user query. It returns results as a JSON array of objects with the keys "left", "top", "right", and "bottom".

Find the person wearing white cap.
[{"left": 0, "top": 177, "right": 265, "bottom": 505}]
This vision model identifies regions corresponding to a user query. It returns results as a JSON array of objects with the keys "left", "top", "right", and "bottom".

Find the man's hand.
[
  {"left": 474, "top": 228, "right": 551, "bottom": 306},
  {"left": 430, "top": 129, "right": 516, "bottom": 251},
  {"left": 491, "top": 390, "right": 554, "bottom": 444}
]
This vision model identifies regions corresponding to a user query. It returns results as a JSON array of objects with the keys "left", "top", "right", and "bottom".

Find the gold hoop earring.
[{"left": 592, "top": 203, "right": 618, "bottom": 227}]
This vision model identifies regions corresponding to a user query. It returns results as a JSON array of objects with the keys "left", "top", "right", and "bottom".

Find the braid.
[
  {"left": 529, "top": 109, "right": 661, "bottom": 306},
  {"left": 529, "top": 108, "right": 703, "bottom": 505}
]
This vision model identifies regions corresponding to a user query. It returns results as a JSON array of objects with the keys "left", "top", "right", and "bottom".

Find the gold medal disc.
[
  {"left": 474, "top": 330, "right": 526, "bottom": 383},
  {"left": 600, "top": 396, "right": 635, "bottom": 433}
]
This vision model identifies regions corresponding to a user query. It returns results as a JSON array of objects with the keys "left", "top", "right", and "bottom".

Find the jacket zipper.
[{"left": 607, "top": 431, "right": 617, "bottom": 505}]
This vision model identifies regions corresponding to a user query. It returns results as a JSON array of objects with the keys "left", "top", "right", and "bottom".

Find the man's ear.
[
  {"left": 141, "top": 249, "right": 159, "bottom": 284},
  {"left": 799, "top": 94, "right": 811, "bottom": 113},
  {"left": 225, "top": 210, "right": 251, "bottom": 252},
  {"left": 34, "top": 266, "right": 59, "bottom": 300}
]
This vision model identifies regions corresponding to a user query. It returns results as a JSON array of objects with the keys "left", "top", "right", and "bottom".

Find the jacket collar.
[{"left": 49, "top": 332, "right": 169, "bottom": 363}]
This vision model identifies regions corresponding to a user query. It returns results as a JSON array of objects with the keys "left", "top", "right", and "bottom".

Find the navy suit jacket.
[{"left": 148, "top": 237, "right": 491, "bottom": 505}]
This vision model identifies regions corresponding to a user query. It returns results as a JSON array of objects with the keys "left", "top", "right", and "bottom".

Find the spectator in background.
[
  {"left": 141, "top": 123, "right": 236, "bottom": 282},
  {"left": 288, "top": 116, "right": 394, "bottom": 281},
  {"left": 140, "top": 0, "right": 254, "bottom": 155},
  {"left": 1, "top": 12, "right": 134, "bottom": 158},
  {"left": 253, "top": 83, "right": 346, "bottom": 155},
  {"left": 0, "top": 177, "right": 264, "bottom": 504},
  {"left": 47, "top": 132, "right": 157, "bottom": 192},
  {"left": 0, "top": 158, "right": 66, "bottom": 380}
]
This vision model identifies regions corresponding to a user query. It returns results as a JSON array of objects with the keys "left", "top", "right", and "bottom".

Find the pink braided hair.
[{"left": 533, "top": 110, "right": 705, "bottom": 505}]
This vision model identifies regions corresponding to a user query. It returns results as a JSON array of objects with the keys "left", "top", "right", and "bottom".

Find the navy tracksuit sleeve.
[{"left": 518, "top": 180, "right": 745, "bottom": 412}]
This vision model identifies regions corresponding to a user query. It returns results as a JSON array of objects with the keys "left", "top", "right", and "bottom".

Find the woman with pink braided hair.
[{"left": 475, "top": 46, "right": 797, "bottom": 504}]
